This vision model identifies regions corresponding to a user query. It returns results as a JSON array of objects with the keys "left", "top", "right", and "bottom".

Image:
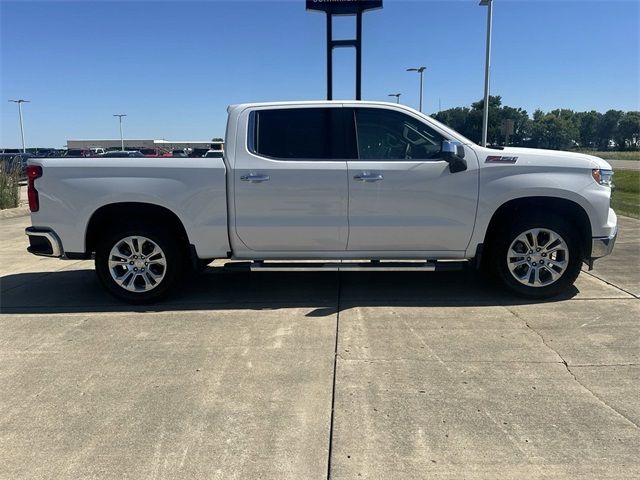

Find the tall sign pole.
[
  {"left": 307, "top": 1, "right": 383, "bottom": 101},
  {"left": 406, "top": 67, "right": 426, "bottom": 112},
  {"left": 480, "top": 0, "right": 493, "bottom": 147},
  {"left": 355, "top": 10, "right": 362, "bottom": 100},
  {"left": 113, "top": 114, "right": 127, "bottom": 151},
  {"left": 326, "top": 13, "right": 333, "bottom": 100},
  {"left": 8, "top": 99, "right": 30, "bottom": 152}
]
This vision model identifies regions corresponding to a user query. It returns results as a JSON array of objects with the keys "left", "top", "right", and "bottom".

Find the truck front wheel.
[
  {"left": 491, "top": 215, "right": 583, "bottom": 299},
  {"left": 95, "top": 226, "right": 184, "bottom": 303}
]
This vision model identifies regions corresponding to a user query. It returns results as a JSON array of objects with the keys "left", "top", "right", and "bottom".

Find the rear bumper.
[
  {"left": 591, "top": 228, "right": 617, "bottom": 260},
  {"left": 25, "top": 227, "right": 63, "bottom": 257}
]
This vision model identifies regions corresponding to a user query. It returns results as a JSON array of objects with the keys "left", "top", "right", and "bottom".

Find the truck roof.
[{"left": 227, "top": 100, "right": 407, "bottom": 113}]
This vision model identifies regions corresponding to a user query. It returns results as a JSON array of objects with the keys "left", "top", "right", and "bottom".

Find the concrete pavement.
[
  {"left": 584, "top": 215, "right": 640, "bottom": 296},
  {"left": 1, "top": 214, "right": 639, "bottom": 479}
]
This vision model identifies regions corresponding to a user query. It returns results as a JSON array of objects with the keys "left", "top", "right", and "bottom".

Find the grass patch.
[
  {"left": 575, "top": 150, "right": 640, "bottom": 161},
  {"left": 611, "top": 170, "right": 640, "bottom": 219},
  {"left": 0, "top": 163, "right": 21, "bottom": 209}
]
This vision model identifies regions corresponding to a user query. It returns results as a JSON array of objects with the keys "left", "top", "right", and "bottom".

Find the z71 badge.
[{"left": 485, "top": 156, "right": 518, "bottom": 164}]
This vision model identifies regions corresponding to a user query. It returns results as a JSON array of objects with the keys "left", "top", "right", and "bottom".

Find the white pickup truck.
[{"left": 25, "top": 101, "right": 617, "bottom": 303}]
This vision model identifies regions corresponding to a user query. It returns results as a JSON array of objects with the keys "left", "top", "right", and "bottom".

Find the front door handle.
[
  {"left": 240, "top": 174, "right": 270, "bottom": 183},
  {"left": 354, "top": 173, "right": 384, "bottom": 182}
]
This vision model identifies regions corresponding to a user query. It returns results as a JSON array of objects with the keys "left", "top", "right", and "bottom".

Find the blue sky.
[{"left": 1, "top": 0, "right": 638, "bottom": 147}]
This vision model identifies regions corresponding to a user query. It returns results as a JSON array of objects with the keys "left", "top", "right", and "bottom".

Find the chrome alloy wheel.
[
  {"left": 506, "top": 228, "right": 569, "bottom": 287},
  {"left": 108, "top": 236, "right": 167, "bottom": 292}
]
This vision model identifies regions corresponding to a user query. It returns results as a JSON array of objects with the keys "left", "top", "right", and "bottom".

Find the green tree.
[
  {"left": 433, "top": 107, "right": 470, "bottom": 138},
  {"left": 430, "top": 96, "right": 634, "bottom": 151},
  {"left": 575, "top": 111, "right": 601, "bottom": 149},
  {"left": 499, "top": 106, "right": 531, "bottom": 146},
  {"left": 596, "top": 110, "right": 623, "bottom": 149},
  {"left": 615, "top": 111, "right": 640, "bottom": 149},
  {"left": 470, "top": 95, "right": 502, "bottom": 145},
  {"left": 531, "top": 111, "right": 578, "bottom": 150}
]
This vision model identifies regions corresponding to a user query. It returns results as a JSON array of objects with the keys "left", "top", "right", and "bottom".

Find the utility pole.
[
  {"left": 406, "top": 67, "right": 426, "bottom": 112},
  {"left": 113, "top": 114, "right": 127, "bottom": 151},
  {"left": 480, "top": 0, "right": 494, "bottom": 147},
  {"left": 8, "top": 99, "right": 30, "bottom": 153}
]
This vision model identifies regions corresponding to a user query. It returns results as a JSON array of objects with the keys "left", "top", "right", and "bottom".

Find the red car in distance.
[{"left": 139, "top": 148, "right": 172, "bottom": 157}]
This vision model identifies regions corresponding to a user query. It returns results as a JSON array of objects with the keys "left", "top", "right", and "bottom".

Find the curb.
[{"left": 0, "top": 205, "right": 30, "bottom": 220}]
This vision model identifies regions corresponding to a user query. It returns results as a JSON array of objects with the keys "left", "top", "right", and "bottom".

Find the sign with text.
[{"left": 306, "top": 0, "right": 383, "bottom": 15}]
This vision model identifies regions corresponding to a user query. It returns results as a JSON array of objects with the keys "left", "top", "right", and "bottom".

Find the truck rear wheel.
[
  {"left": 490, "top": 214, "right": 582, "bottom": 299},
  {"left": 95, "top": 225, "right": 184, "bottom": 303}
]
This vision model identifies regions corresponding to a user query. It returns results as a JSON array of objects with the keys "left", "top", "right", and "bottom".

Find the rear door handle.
[
  {"left": 240, "top": 174, "right": 270, "bottom": 183},
  {"left": 353, "top": 173, "right": 384, "bottom": 182}
]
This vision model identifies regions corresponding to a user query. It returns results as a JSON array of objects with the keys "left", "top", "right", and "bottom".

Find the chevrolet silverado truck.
[{"left": 25, "top": 101, "right": 617, "bottom": 303}]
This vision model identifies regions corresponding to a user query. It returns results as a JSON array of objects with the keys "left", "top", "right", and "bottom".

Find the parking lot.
[{"left": 1, "top": 213, "right": 638, "bottom": 479}]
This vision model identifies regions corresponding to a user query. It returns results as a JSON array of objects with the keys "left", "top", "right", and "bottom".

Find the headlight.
[{"left": 592, "top": 168, "right": 614, "bottom": 187}]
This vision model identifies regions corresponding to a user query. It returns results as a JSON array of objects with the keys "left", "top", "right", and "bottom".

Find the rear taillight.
[{"left": 26, "top": 165, "right": 42, "bottom": 212}]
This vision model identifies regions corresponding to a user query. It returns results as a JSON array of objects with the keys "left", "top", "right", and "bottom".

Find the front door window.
[{"left": 354, "top": 108, "right": 444, "bottom": 160}]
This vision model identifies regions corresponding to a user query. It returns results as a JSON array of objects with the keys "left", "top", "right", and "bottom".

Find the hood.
[{"left": 481, "top": 146, "right": 612, "bottom": 170}]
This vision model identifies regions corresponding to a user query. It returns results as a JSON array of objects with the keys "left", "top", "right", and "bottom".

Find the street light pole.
[
  {"left": 388, "top": 93, "right": 401, "bottom": 104},
  {"left": 113, "top": 114, "right": 127, "bottom": 151},
  {"left": 8, "top": 99, "right": 30, "bottom": 153},
  {"left": 480, "top": 0, "right": 493, "bottom": 147},
  {"left": 406, "top": 67, "right": 426, "bottom": 112}
]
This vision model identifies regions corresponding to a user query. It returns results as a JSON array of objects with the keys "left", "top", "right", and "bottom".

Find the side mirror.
[{"left": 441, "top": 140, "right": 467, "bottom": 173}]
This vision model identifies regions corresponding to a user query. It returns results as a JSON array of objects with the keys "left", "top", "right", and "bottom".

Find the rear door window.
[{"left": 250, "top": 108, "right": 356, "bottom": 160}]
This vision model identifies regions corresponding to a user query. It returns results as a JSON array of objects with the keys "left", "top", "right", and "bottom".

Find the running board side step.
[{"left": 224, "top": 260, "right": 467, "bottom": 272}]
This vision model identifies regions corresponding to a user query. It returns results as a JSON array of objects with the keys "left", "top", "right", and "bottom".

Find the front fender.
[{"left": 467, "top": 166, "right": 611, "bottom": 256}]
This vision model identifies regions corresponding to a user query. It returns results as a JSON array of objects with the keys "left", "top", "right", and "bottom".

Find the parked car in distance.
[
  {"left": 89, "top": 148, "right": 106, "bottom": 156},
  {"left": 171, "top": 150, "right": 187, "bottom": 158},
  {"left": 139, "top": 148, "right": 160, "bottom": 157},
  {"left": 25, "top": 100, "right": 617, "bottom": 304},
  {"left": 100, "top": 150, "right": 145, "bottom": 158},
  {"left": 34, "top": 149, "right": 55, "bottom": 157},
  {"left": 65, "top": 149, "right": 93, "bottom": 157},
  {"left": 204, "top": 149, "right": 224, "bottom": 158},
  {"left": 189, "top": 148, "right": 210, "bottom": 158},
  {"left": 35, "top": 149, "right": 66, "bottom": 157}
]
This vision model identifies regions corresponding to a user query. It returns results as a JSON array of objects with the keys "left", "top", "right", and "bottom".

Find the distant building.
[{"left": 66, "top": 139, "right": 224, "bottom": 153}]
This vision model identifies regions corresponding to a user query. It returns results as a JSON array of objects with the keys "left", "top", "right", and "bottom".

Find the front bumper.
[
  {"left": 590, "top": 227, "right": 617, "bottom": 262},
  {"left": 25, "top": 227, "right": 63, "bottom": 257}
]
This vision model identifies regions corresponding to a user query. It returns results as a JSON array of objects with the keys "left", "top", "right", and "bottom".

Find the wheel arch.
[
  {"left": 85, "top": 202, "right": 191, "bottom": 256},
  {"left": 482, "top": 196, "right": 593, "bottom": 259}
]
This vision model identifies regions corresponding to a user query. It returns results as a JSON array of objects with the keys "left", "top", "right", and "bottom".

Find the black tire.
[
  {"left": 95, "top": 224, "right": 186, "bottom": 304},
  {"left": 488, "top": 213, "right": 583, "bottom": 299}
]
